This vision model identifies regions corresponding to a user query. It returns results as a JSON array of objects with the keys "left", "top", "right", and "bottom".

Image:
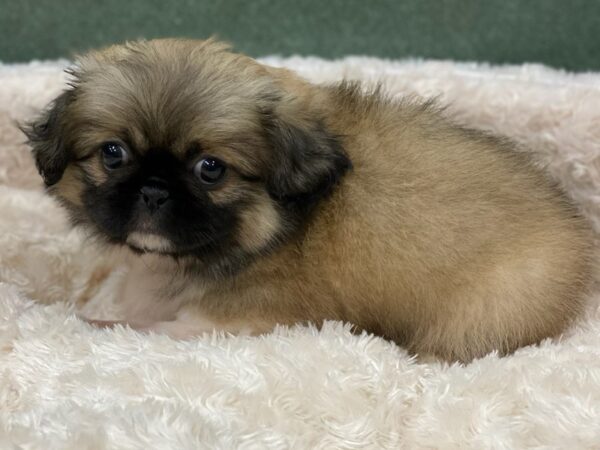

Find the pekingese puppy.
[{"left": 23, "top": 38, "right": 594, "bottom": 362}]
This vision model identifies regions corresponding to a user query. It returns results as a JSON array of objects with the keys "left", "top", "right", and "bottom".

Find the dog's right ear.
[{"left": 21, "top": 90, "right": 74, "bottom": 186}]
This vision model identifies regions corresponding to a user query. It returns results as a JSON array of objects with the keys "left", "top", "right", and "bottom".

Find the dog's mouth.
[
  {"left": 121, "top": 211, "right": 232, "bottom": 257},
  {"left": 125, "top": 232, "right": 173, "bottom": 253},
  {"left": 123, "top": 214, "right": 177, "bottom": 254},
  {"left": 124, "top": 231, "right": 222, "bottom": 258}
]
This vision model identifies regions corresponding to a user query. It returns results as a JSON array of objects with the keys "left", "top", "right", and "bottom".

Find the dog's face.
[{"left": 24, "top": 39, "right": 350, "bottom": 276}]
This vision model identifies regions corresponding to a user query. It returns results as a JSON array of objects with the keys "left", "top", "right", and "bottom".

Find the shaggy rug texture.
[{"left": 1, "top": 56, "right": 600, "bottom": 449}]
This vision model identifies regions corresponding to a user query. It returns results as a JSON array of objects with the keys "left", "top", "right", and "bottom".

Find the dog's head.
[{"left": 23, "top": 39, "right": 350, "bottom": 276}]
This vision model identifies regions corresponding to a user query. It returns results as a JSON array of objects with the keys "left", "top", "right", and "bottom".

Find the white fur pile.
[{"left": 1, "top": 57, "right": 600, "bottom": 449}]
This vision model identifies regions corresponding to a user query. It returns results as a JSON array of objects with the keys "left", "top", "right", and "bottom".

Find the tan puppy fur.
[{"left": 24, "top": 39, "right": 594, "bottom": 362}]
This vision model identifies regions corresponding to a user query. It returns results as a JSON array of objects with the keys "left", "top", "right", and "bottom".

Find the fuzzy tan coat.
[{"left": 1, "top": 57, "right": 599, "bottom": 448}]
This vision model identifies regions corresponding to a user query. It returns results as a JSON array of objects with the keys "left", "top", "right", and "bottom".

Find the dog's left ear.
[
  {"left": 21, "top": 90, "right": 74, "bottom": 186},
  {"left": 264, "top": 109, "right": 351, "bottom": 208}
]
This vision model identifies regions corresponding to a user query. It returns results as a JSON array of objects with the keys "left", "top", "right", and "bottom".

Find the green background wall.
[{"left": 2, "top": 0, "right": 599, "bottom": 71}]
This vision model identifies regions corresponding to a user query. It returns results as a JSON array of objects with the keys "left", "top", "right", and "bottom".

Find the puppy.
[{"left": 23, "top": 38, "right": 594, "bottom": 362}]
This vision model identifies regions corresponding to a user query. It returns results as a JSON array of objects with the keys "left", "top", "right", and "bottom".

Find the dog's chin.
[
  {"left": 123, "top": 231, "right": 219, "bottom": 258},
  {"left": 125, "top": 232, "right": 174, "bottom": 254}
]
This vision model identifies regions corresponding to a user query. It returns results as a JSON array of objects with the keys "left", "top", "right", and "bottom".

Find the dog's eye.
[
  {"left": 194, "top": 158, "right": 227, "bottom": 184},
  {"left": 101, "top": 142, "right": 129, "bottom": 169}
]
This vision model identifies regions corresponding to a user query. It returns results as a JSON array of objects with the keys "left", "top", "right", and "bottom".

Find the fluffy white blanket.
[{"left": 1, "top": 57, "right": 600, "bottom": 449}]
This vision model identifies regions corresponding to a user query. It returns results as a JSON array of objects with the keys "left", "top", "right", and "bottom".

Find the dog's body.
[{"left": 25, "top": 39, "right": 594, "bottom": 361}]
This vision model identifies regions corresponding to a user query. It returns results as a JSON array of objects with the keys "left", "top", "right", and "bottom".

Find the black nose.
[{"left": 140, "top": 177, "right": 170, "bottom": 212}]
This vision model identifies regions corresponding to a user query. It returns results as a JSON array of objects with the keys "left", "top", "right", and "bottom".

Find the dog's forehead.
[{"left": 71, "top": 44, "right": 273, "bottom": 156}]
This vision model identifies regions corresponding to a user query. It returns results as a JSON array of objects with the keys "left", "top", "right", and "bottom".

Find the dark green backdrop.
[{"left": 2, "top": 0, "right": 599, "bottom": 71}]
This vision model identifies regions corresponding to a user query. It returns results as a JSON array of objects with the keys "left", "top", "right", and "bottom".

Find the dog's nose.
[{"left": 140, "top": 178, "right": 170, "bottom": 212}]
